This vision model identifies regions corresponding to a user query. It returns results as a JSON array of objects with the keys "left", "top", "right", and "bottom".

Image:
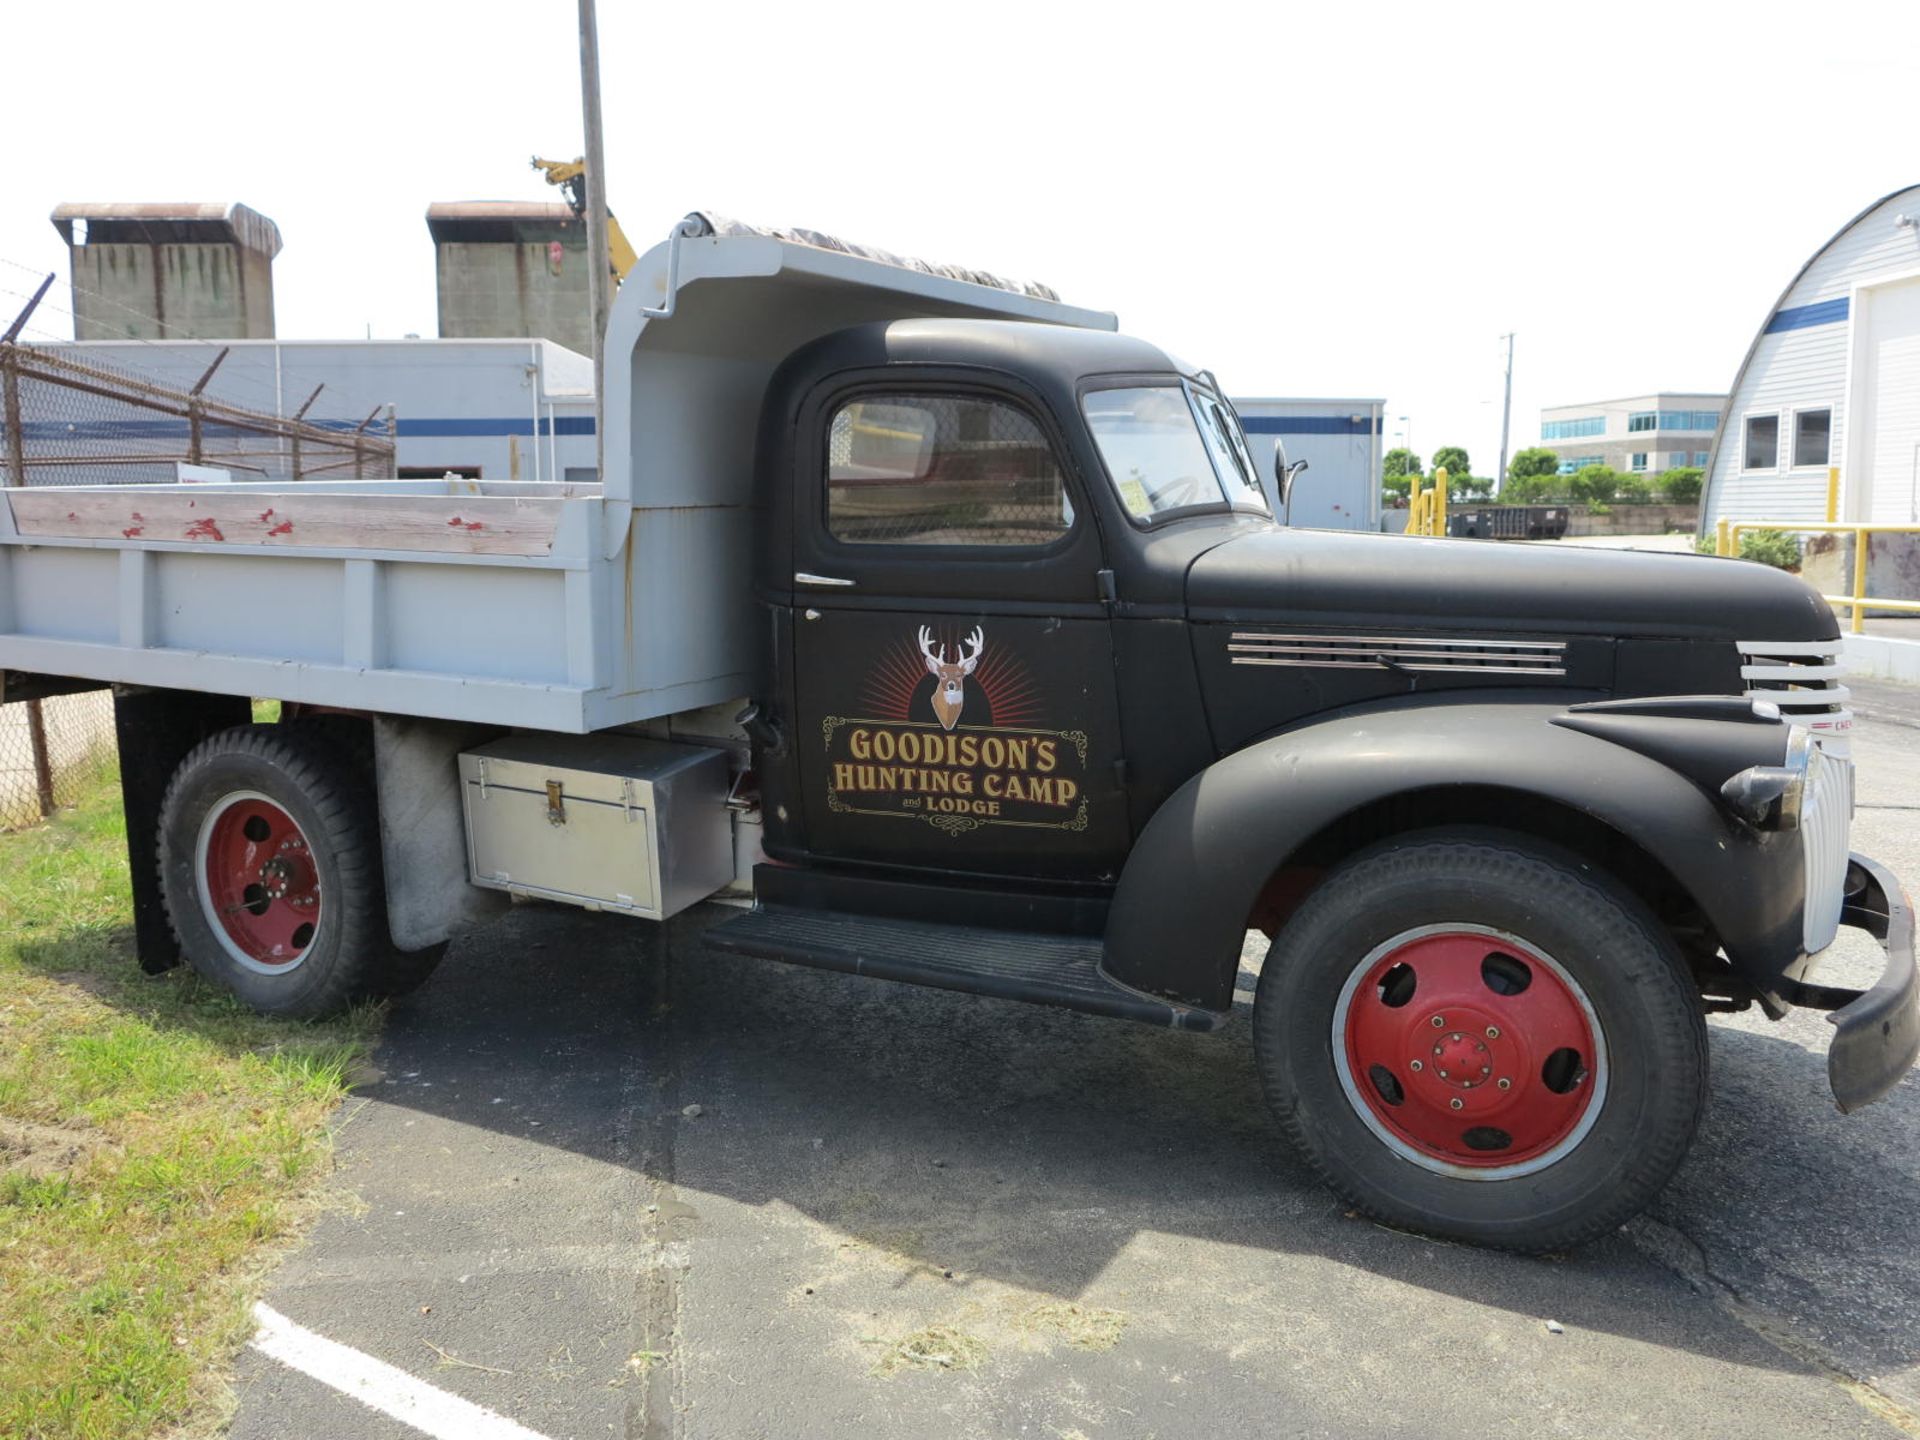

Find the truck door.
[{"left": 787, "top": 374, "right": 1129, "bottom": 881}]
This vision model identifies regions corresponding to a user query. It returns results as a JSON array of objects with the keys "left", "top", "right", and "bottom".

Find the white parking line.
[{"left": 249, "top": 1303, "right": 553, "bottom": 1440}]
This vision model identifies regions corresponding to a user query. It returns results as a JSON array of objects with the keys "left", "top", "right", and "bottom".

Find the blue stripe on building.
[
  {"left": 1240, "top": 416, "right": 1382, "bottom": 437},
  {"left": 392, "top": 416, "right": 596, "bottom": 438},
  {"left": 1765, "top": 297, "right": 1850, "bottom": 334}
]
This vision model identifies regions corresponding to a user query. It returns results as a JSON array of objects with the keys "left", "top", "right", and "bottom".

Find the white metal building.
[
  {"left": 1703, "top": 184, "right": 1920, "bottom": 527},
  {"left": 31, "top": 338, "right": 597, "bottom": 484},
  {"left": 1232, "top": 397, "right": 1384, "bottom": 531}
]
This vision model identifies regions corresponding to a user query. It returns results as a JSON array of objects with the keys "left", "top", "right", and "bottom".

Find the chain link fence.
[
  {"left": 0, "top": 689, "right": 115, "bottom": 830},
  {"left": 0, "top": 274, "right": 399, "bottom": 827},
  {"left": 1, "top": 336, "right": 396, "bottom": 489}
]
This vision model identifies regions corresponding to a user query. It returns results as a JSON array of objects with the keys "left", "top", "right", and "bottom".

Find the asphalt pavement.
[{"left": 227, "top": 695, "right": 1920, "bottom": 1440}]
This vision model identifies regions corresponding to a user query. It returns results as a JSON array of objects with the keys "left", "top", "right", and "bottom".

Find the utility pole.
[
  {"left": 1496, "top": 332, "right": 1515, "bottom": 497},
  {"left": 578, "top": 0, "right": 611, "bottom": 478}
]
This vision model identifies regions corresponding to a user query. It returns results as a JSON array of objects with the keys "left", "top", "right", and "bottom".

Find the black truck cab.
[{"left": 709, "top": 317, "right": 1918, "bottom": 1250}]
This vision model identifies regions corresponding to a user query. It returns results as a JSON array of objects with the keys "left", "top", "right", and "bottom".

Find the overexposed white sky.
[{"left": 4, "top": 0, "right": 1917, "bottom": 474}]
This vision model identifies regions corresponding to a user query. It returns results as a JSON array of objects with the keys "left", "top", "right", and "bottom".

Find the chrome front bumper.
[{"left": 1826, "top": 853, "right": 1920, "bottom": 1113}]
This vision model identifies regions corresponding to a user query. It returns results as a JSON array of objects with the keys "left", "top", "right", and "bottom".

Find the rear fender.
[{"left": 1102, "top": 699, "right": 1800, "bottom": 1012}]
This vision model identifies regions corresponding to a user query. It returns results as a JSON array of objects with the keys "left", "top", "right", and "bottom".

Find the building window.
[
  {"left": 1793, "top": 409, "right": 1831, "bottom": 468},
  {"left": 1557, "top": 455, "right": 1604, "bottom": 475},
  {"left": 1693, "top": 451, "right": 1710, "bottom": 466},
  {"left": 1742, "top": 415, "right": 1779, "bottom": 471},
  {"left": 1543, "top": 416, "right": 1605, "bottom": 441},
  {"left": 1628, "top": 412, "right": 1657, "bottom": 432},
  {"left": 1659, "top": 409, "right": 1720, "bottom": 431},
  {"left": 1631, "top": 453, "right": 1648, "bottom": 471}
]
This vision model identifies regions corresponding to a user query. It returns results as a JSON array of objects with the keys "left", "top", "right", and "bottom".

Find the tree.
[
  {"left": 1502, "top": 472, "right": 1560, "bottom": 503},
  {"left": 1661, "top": 467, "right": 1704, "bottom": 505},
  {"left": 1383, "top": 447, "right": 1424, "bottom": 481},
  {"left": 1613, "top": 474, "right": 1653, "bottom": 505},
  {"left": 1569, "top": 464, "right": 1619, "bottom": 506},
  {"left": 1431, "top": 445, "right": 1471, "bottom": 481},
  {"left": 1507, "top": 447, "right": 1561, "bottom": 482},
  {"left": 1448, "top": 474, "right": 1495, "bottom": 501}
]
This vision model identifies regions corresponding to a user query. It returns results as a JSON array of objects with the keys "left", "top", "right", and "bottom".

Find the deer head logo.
[{"left": 918, "top": 625, "right": 984, "bottom": 731}]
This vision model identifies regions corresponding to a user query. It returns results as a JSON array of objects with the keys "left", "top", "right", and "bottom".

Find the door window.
[{"left": 826, "top": 393, "right": 1073, "bottom": 546}]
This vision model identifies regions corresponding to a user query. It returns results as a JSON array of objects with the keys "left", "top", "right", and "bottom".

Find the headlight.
[{"left": 1719, "top": 725, "right": 1812, "bottom": 831}]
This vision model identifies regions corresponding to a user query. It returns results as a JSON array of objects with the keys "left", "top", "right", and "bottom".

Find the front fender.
[{"left": 1102, "top": 698, "right": 1801, "bottom": 1012}]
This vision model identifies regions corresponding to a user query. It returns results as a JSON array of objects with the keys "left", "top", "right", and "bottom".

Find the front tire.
[
  {"left": 1253, "top": 834, "right": 1707, "bottom": 1252},
  {"left": 158, "top": 724, "right": 390, "bottom": 1018}
]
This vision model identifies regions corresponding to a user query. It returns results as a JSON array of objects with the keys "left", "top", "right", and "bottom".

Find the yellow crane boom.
[{"left": 530, "top": 156, "right": 639, "bottom": 282}]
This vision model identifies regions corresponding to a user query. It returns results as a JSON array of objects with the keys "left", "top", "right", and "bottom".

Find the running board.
[{"left": 702, "top": 908, "right": 1223, "bottom": 1032}]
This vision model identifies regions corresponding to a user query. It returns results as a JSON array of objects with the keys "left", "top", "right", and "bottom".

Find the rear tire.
[
  {"left": 1253, "top": 833, "right": 1707, "bottom": 1252},
  {"left": 158, "top": 723, "right": 417, "bottom": 1018}
]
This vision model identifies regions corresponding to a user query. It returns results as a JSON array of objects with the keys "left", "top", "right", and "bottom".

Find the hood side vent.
[
  {"left": 1737, "top": 639, "right": 1853, "bottom": 749},
  {"left": 1228, "top": 633, "right": 1568, "bottom": 676}
]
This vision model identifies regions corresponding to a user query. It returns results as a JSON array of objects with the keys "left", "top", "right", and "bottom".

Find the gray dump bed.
[{"left": 0, "top": 219, "right": 1113, "bottom": 732}]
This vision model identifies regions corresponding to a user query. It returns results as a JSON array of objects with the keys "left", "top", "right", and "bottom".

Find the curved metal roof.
[{"left": 1701, "top": 182, "right": 1920, "bottom": 524}]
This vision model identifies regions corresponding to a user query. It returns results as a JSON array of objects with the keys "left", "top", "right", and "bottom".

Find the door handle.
[{"left": 795, "top": 572, "right": 856, "bottom": 588}]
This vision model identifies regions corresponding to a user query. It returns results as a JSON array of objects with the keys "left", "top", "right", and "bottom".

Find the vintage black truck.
[{"left": 2, "top": 216, "right": 1912, "bottom": 1251}]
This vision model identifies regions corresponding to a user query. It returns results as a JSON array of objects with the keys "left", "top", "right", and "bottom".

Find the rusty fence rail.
[
  {"left": 0, "top": 339, "right": 397, "bottom": 488},
  {"left": 0, "top": 275, "right": 396, "bottom": 489}
]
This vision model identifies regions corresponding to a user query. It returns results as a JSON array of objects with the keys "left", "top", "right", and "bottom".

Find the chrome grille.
[
  {"left": 1738, "top": 639, "right": 1853, "bottom": 755},
  {"left": 1228, "top": 633, "right": 1568, "bottom": 676},
  {"left": 1801, "top": 739, "right": 1850, "bottom": 954}
]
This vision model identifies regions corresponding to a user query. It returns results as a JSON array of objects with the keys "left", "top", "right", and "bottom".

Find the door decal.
[
  {"left": 917, "top": 625, "right": 981, "bottom": 731},
  {"left": 821, "top": 623, "right": 1090, "bottom": 836}
]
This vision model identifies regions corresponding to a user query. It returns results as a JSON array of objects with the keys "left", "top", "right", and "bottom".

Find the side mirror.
[{"left": 1274, "top": 448, "right": 1310, "bottom": 522}]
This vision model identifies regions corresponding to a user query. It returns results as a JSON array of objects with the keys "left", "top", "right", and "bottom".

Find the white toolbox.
[{"left": 458, "top": 735, "right": 733, "bottom": 920}]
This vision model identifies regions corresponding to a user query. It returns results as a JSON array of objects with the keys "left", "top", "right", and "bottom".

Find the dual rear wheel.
[
  {"left": 157, "top": 723, "right": 445, "bottom": 1017},
  {"left": 1254, "top": 835, "right": 1708, "bottom": 1252}
]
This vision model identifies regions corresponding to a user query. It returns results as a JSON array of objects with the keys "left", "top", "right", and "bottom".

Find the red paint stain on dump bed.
[
  {"left": 66, "top": 511, "right": 78, "bottom": 521},
  {"left": 258, "top": 508, "right": 275, "bottom": 522},
  {"left": 122, "top": 526, "right": 144, "bottom": 538},
  {"left": 446, "top": 516, "right": 486, "bottom": 532},
  {"left": 267, "top": 520, "right": 294, "bottom": 536},
  {"left": 184, "top": 517, "right": 226, "bottom": 542}
]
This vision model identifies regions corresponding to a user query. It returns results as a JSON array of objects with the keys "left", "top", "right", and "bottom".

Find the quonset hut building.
[{"left": 1703, "top": 184, "right": 1920, "bottom": 530}]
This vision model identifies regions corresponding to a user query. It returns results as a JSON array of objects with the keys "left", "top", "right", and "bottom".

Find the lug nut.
[{"left": 1486, "top": 1026, "right": 1501, "bottom": 1039}]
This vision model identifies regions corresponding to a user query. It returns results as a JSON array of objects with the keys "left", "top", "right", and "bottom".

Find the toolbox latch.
[{"left": 545, "top": 779, "right": 566, "bottom": 826}]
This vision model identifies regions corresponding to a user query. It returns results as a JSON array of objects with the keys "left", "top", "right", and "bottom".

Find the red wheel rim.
[
  {"left": 1333, "top": 927, "right": 1607, "bottom": 1178},
  {"left": 195, "top": 792, "right": 322, "bottom": 973}
]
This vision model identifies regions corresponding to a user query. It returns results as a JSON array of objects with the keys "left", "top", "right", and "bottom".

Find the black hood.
[{"left": 1185, "top": 528, "right": 1839, "bottom": 643}]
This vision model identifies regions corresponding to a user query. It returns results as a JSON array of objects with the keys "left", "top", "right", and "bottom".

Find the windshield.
[{"left": 1082, "top": 382, "right": 1269, "bottom": 523}]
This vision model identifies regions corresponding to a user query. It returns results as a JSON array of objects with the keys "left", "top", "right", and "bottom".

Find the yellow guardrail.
[
  {"left": 1403, "top": 466, "right": 1450, "bottom": 537},
  {"left": 1717, "top": 513, "right": 1920, "bottom": 634}
]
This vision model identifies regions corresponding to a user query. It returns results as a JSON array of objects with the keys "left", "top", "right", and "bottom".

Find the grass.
[
  {"left": 0, "top": 758, "right": 379, "bottom": 1440},
  {"left": 871, "top": 1323, "right": 989, "bottom": 1377},
  {"left": 1016, "top": 1300, "right": 1127, "bottom": 1352}
]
